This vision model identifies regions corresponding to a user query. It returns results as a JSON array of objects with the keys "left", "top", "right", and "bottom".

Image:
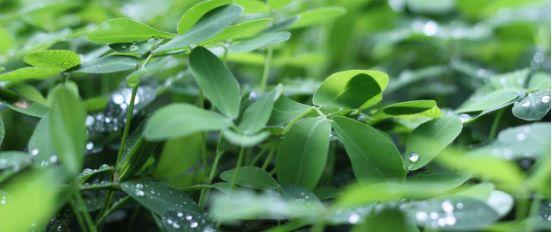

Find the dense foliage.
[{"left": 0, "top": 0, "right": 550, "bottom": 231}]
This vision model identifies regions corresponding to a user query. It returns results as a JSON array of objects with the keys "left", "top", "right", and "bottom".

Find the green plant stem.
[
  {"left": 70, "top": 199, "right": 87, "bottom": 232},
  {"left": 182, "top": 184, "right": 214, "bottom": 191},
  {"left": 261, "top": 146, "right": 276, "bottom": 170},
  {"left": 251, "top": 145, "right": 269, "bottom": 165},
  {"left": 283, "top": 107, "right": 315, "bottom": 133},
  {"left": 488, "top": 108, "right": 505, "bottom": 140},
  {"left": 260, "top": 47, "right": 273, "bottom": 90},
  {"left": 115, "top": 86, "right": 138, "bottom": 169},
  {"left": 74, "top": 191, "right": 97, "bottom": 232},
  {"left": 96, "top": 196, "right": 131, "bottom": 225},
  {"left": 524, "top": 194, "right": 542, "bottom": 232},
  {"left": 229, "top": 147, "right": 245, "bottom": 190},
  {"left": 198, "top": 136, "right": 225, "bottom": 210}
]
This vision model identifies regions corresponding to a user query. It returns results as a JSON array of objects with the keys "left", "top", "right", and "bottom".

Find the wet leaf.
[
  {"left": 512, "top": 89, "right": 551, "bottom": 121},
  {"left": 88, "top": 18, "right": 175, "bottom": 43},
  {"left": 220, "top": 165, "right": 278, "bottom": 189}
]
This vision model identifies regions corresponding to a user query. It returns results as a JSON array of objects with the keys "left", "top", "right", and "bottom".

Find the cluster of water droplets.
[
  {"left": 410, "top": 200, "right": 461, "bottom": 228},
  {"left": 85, "top": 86, "right": 155, "bottom": 154},
  {"left": 0, "top": 191, "right": 8, "bottom": 205},
  {"left": 162, "top": 209, "right": 216, "bottom": 232},
  {"left": 330, "top": 203, "right": 391, "bottom": 224},
  {"left": 79, "top": 164, "right": 111, "bottom": 177},
  {"left": 29, "top": 148, "right": 58, "bottom": 167}
]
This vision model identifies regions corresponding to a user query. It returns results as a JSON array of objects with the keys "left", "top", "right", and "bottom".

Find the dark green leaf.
[
  {"left": 27, "top": 116, "right": 56, "bottom": 165},
  {"left": 189, "top": 46, "right": 241, "bottom": 118},
  {"left": 332, "top": 116, "right": 406, "bottom": 181},
  {"left": 352, "top": 209, "right": 418, "bottom": 232},
  {"left": 276, "top": 117, "right": 331, "bottom": 189},
  {"left": 153, "top": 134, "right": 203, "bottom": 189},
  {"left": 373, "top": 100, "right": 441, "bottom": 122}
]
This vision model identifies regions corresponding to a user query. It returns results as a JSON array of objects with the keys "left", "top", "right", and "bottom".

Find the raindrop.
[
  {"left": 112, "top": 94, "right": 125, "bottom": 105},
  {"left": 458, "top": 114, "right": 471, "bottom": 123},
  {"left": 31, "top": 149, "right": 39, "bottom": 156},
  {"left": 423, "top": 21, "right": 438, "bottom": 36},
  {"left": 190, "top": 221, "right": 199, "bottom": 228},
  {"left": 136, "top": 190, "right": 145, "bottom": 196},
  {"left": 430, "top": 212, "right": 439, "bottom": 220},
  {"left": 49, "top": 155, "right": 58, "bottom": 163},
  {"left": 444, "top": 215, "right": 457, "bottom": 225},
  {"left": 86, "top": 142, "right": 94, "bottom": 150},
  {"left": 516, "top": 133, "right": 527, "bottom": 141},
  {"left": 85, "top": 116, "right": 94, "bottom": 126},
  {"left": 416, "top": 211, "right": 428, "bottom": 221},
  {"left": 129, "top": 44, "right": 139, "bottom": 52},
  {"left": 521, "top": 100, "right": 531, "bottom": 107},
  {"left": 441, "top": 200, "right": 454, "bottom": 212},
  {"left": 348, "top": 213, "right": 360, "bottom": 224},
  {"left": 541, "top": 95, "right": 551, "bottom": 103},
  {"left": 456, "top": 203, "right": 464, "bottom": 209},
  {"left": 408, "top": 152, "right": 420, "bottom": 163},
  {"left": 248, "top": 91, "right": 259, "bottom": 101}
]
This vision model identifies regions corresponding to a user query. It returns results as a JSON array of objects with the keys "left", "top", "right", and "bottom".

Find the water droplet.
[
  {"left": 423, "top": 21, "right": 438, "bottom": 36},
  {"left": 186, "top": 215, "right": 192, "bottom": 220},
  {"left": 516, "top": 133, "right": 527, "bottom": 141},
  {"left": 430, "top": 212, "right": 439, "bottom": 220},
  {"left": 14, "top": 100, "right": 30, "bottom": 109},
  {"left": 416, "top": 211, "right": 428, "bottom": 221},
  {"left": 190, "top": 221, "right": 199, "bottom": 228},
  {"left": 129, "top": 44, "right": 139, "bottom": 52},
  {"left": 441, "top": 200, "right": 454, "bottom": 212},
  {"left": 408, "top": 152, "right": 420, "bottom": 163},
  {"left": 456, "top": 203, "right": 464, "bottom": 209},
  {"left": 136, "top": 190, "right": 144, "bottom": 196},
  {"left": 521, "top": 100, "right": 531, "bottom": 107},
  {"left": 458, "top": 114, "right": 471, "bottom": 123},
  {"left": 136, "top": 183, "right": 144, "bottom": 189},
  {"left": 100, "top": 164, "right": 109, "bottom": 169},
  {"left": 112, "top": 94, "right": 125, "bottom": 105},
  {"left": 49, "top": 155, "right": 58, "bottom": 163},
  {"left": 348, "top": 213, "right": 360, "bottom": 224},
  {"left": 86, "top": 142, "right": 94, "bottom": 151},
  {"left": 31, "top": 149, "right": 39, "bottom": 156},
  {"left": 541, "top": 95, "right": 550, "bottom": 103}
]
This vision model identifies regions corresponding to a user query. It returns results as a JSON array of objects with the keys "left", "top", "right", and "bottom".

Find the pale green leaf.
[
  {"left": 23, "top": 50, "right": 80, "bottom": 70},
  {"left": 88, "top": 18, "right": 175, "bottom": 43}
]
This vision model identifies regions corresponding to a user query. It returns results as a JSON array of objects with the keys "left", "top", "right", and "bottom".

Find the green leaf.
[
  {"left": 77, "top": 56, "right": 138, "bottom": 74},
  {"left": 0, "top": 170, "right": 60, "bottom": 232},
  {"left": 457, "top": 89, "right": 523, "bottom": 113},
  {"left": 289, "top": 7, "right": 346, "bottom": 29},
  {"left": 222, "top": 130, "right": 270, "bottom": 147},
  {"left": 88, "top": 18, "right": 175, "bottom": 44},
  {"left": 189, "top": 46, "right": 241, "bottom": 118},
  {"left": 268, "top": 0, "right": 292, "bottom": 9},
  {"left": 268, "top": 96, "right": 313, "bottom": 127},
  {"left": 402, "top": 196, "right": 499, "bottom": 230},
  {"left": 236, "top": 0, "right": 270, "bottom": 13},
  {"left": 238, "top": 87, "right": 280, "bottom": 134},
  {"left": 143, "top": 103, "right": 233, "bottom": 141},
  {"left": 0, "top": 67, "right": 62, "bottom": 83},
  {"left": 27, "top": 116, "right": 57, "bottom": 165},
  {"left": 205, "top": 18, "right": 273, "bottom": 43},
  {"left": 512, "top": 89, "right": 551, "bottom": 121},
  {"left": 176, "top": 0, "right": 233, "bottom": 34},
  {"left": 109, "top": 39, "right": 162, "bottom": 57},
  {"left": 229, "top": 31, "right": 291, "bottom": 53},
  {"left": 276, "top": 117, "right": 331, "bottom": 190},
  {"left": 8, "top": 83, "right": 47, "bottom": 105},
  {"left": 470, "top": 123, "right": 550, "bottom": 160},
  {"left": 0, "top": 151, "right": 33, "bottom": 182},
  {"left": 405, "top": 116, "right": 463, "bottom": 170},
  {"left": 6, "top": 99, "right": 49, "bottom": 118},
  {"left": 220, "top": 165, "right": 278, "bottom": 189},
  {"left": 155, "top": 5, "right": 243, "bottom": 54},
  {"left": 48, "top": 86, "right": 86, "bottom": 176},
  {"left": 313, "top": 70, "right": 388, "bottom": 109},
  {"left": 210, "top": 189, "right": 325, "bottom": 222},
  {"left": 332, "top": 116, "right": 406, "bottom": 181},
  {"left": 337, "top": 171, "right": 470, "bottom": 207},
  {"left": 352, "top": 209, "right": 418, "bottom": 232},
  {"left": 23, "top": 50, "right": 80, "bottom": 70},
  {"left": 437, "top": 148, "right": 525, "bottom": 189},
  {"left": 154, "top": 133, "right": 203, "bottom": 189},
  {"left": 373, "top": 100, "right": 441, "bottom": 121},
  {"left": 121, "top": 179, "right": 216, "bottom": 231}
]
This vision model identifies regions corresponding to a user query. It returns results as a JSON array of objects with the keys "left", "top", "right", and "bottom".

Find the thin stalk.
[
  {"left": 260, "top": 47, "right": 273, "bottom": 90},
  {"left": 70, "top": 199, "right": 87, "bottom": 232},
  {"left": 97, "top": 196, "right": 131, "bottom": 225},
  {"left": 251, "top": 145, "right": 269, "bottom": 166},
  {"left": 80, "top": 183, "right": 117, "bottom": 191},
  {"left": 74, "top": 192, "right": 97, "bottom": 232},
  {"left": 524, "top": 194, "right": 542, "bottom": 232},
  {"left": 261, "top": 146, "right": 276, "bottom": 170},
  {"left": 182, "top": 184, "right": 214, "bottom": 191},
  {"left": 229, "top": 147, "right": 245, "bottom": 190},
  {"left": 283, "top": 108, "right": 315, "bottom": 133},
  {"left": 488, "top": 108, "right": 505, "bottom": 140},
  {"left": 198, "top": 136, "right": 225, "bottom": 210},
  {"left": 115, "top": 86, "right": 138, "bottom": 168}
]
